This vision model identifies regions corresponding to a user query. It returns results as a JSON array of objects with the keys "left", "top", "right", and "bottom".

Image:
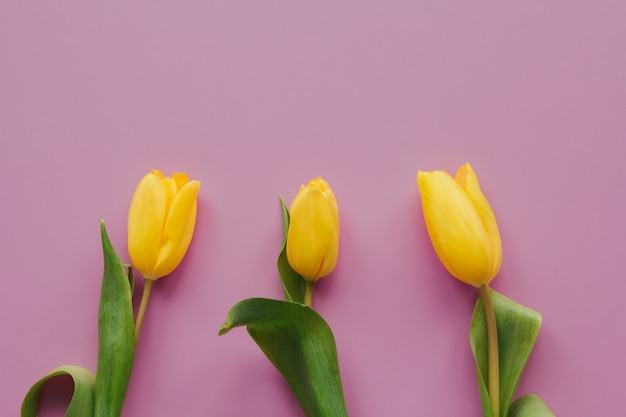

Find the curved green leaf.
[
  {"left": 508, "top": 394, "right": 556, "bottom": 417},
  {"left": 95, "top": 222, "right": 135, "bottom": 417},
  {"left": 470, "top": 288, "right": 542, "bottom": 417},
  {"left": 277, "top": 197, "right": 306, "bottom": 303},
  {"left": 21, "top": 365, "right": 96, "bottom": 417},
  {"left": 219, "top": 298, "right": 348, "bottom": 417}
]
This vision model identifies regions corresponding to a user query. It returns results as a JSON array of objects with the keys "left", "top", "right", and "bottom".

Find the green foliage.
[
  {"left": 219, "top": 298, "right": 348, "bottom": 417},
  {"left": 21, "top": 223, "right": 136, "bottom": 417},
  {"left": 509, "top": 394, "right": 556, "bottom": 417},
  {"left": 94, "top": 222, "right": 136, "bottom": 417},
  {"left": 277, "top": 197, "right": 306, "bottom": 303},
  {"left": 21, "top": 365, "right": 96, "bottom": 417},
  {"left": 470, "top": 288, "right": 554, "bottom": 417}
]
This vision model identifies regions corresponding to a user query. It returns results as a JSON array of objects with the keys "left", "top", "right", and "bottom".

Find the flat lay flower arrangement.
[{"left": 21, "top": 163, "right": 556, "bottom": 417}]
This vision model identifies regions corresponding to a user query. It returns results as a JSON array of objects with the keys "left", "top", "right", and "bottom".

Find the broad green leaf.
[
  {"left": 95, "top": 222, "right": 135, "bottom": 417},
  {"left": 219, "top": 298, "right": 348, "bottom": 417},
  {"left": 508, "top": 394, "right": 556, "bottom": 417},
  {"left": 21, "top": 365, "right": 96, "bottom": 417},
  {"left": 277, "top": 197, "right": 306, "bottom": 303},
  {"left": 470, "top": 288, "right": 542, "bottom": 417}
]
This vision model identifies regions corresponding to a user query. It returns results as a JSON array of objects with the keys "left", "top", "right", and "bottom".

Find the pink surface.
[{"left": 1, "top": 2, "right": 625, "bottom": 416}]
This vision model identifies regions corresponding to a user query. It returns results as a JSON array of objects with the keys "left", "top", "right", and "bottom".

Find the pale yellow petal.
[
  {"left": 417, "top": 170, "right": 494, "bottom": 286},
  {"left": 128, "top": 171, "right": 169, "bottom": 279},
  {"left": 151, "top": 180, "right": 201, "bottom": 279}
]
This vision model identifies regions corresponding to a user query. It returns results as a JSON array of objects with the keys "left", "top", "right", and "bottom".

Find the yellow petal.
[
  {"left": 417, "top": 169, "right": 494, "bottom": 286},
  {"left": 316, "top": 223, "right": 339, "bottom": 278},
  {"left": 171, "top": 172, "right": 189, "bottom": 191},
  {"left": 151, "top": 179, "right": 201, "bottom": 279},
  {"left": 162, "top": 176, "right": 177, "bottom": 215},
  {"left": 128, "top": 170, "right": 170, "bottom": 279},
  {"left": 455, "top": 163, "right": 502, "bottom": 281},
  {"left": 317, "top": 182, "right": 340, "bottom": 278},
  {"left": 287, "top": 180, "right": 339, "bottom": 281}
]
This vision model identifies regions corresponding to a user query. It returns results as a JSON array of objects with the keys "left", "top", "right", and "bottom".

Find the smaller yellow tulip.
[
  {"left": 286, "top": 177, "right": 340, "bottom": 282},
  {"left": 417, "top": 163, "right": 501, "bottom": 287},
  {"left": 128, "top": 170, "right": 200, "bottom": 281}
]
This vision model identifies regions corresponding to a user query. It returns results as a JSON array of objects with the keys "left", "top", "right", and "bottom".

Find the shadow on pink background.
[{"left": 1, "top": 1, "right": 625, "bottom": 416}]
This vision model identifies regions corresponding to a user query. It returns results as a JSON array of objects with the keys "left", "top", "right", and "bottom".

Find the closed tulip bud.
[
  {"left": 128, "top": 170, "right": 200, "bottom": 281},
  {"left": 286, "top": 177, "right": 340, "bottom": 282},
  {"left": 417, "top": 163, "right": 502, "bottom": 287}
]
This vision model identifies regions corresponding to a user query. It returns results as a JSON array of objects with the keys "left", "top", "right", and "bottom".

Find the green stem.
[
  {"left": 479, "top": 285, "right": 500, "bottom": 417},
  {"left": 304, "top": 280, "right": 315, "bottom": 307},
  {"left": 135, "top": 279, "right": 153, "bottom": 343}
]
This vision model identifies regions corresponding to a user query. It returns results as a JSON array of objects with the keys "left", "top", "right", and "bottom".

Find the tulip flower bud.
[
  {"left": 417, "top": 163, "right": 501, "bottom": 287},
  {"left": 128, "top": 170, "right": 200, "bottom": 280},
  {"left": 286, "top": 177, "right": 340, "bottom": 282}
]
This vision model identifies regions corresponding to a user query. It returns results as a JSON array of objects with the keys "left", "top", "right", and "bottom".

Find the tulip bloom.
[
  {"left": 417, "top": 163, "right": 501, "bottom": 287},
  {"left": 128, "top": 170, "right": 200, "bottom": 281},
  {"left": 286, "top": 177, "right": 339, "bottom": 282}
]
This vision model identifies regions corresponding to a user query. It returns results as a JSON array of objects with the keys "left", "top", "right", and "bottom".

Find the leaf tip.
[
  {"left": 100, "top": 220, "right": 110, "bottom": 244},
  {"left": 100, "top": 219, "right": 117, "bottom": 255},
  {"left": 218, "top": 322, "right": 232, "bottom": 336}
]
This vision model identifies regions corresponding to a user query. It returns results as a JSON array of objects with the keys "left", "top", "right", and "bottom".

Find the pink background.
[{"left": 1, "top": 1, "right": 625, "bottom": 416}]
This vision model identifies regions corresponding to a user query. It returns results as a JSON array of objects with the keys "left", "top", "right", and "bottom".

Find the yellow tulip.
[
  {"left": 286, "top": 177, "right": 340, "bottom": 282},
  {"left": 417, "top": 163, "right": 501, "bottom": 287},
  {"left": 128, "top": 170, "right": 200, "bottom": 281}
]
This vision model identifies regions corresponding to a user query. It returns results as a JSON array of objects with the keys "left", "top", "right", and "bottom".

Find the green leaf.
[
  {"left": 219, "top": 298, "right": 349, "bottom": 417},
  {"left": 21, "top": 365, "right": 96, "bottom": 417},
  {"left": 95, "top": 222, "right": 136, "bottom": 417},
  {"left": 277, "top": 197, "right": 306, "bottom": 303},
  {"left": 508, "top": 394, "right": 556, "bottom": 417},
  {"left": 124, "top": 263, "right": 134, "bottom": 295},
  {"left": 470, "top": 288, "right": 542, "bottom": 417}
]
